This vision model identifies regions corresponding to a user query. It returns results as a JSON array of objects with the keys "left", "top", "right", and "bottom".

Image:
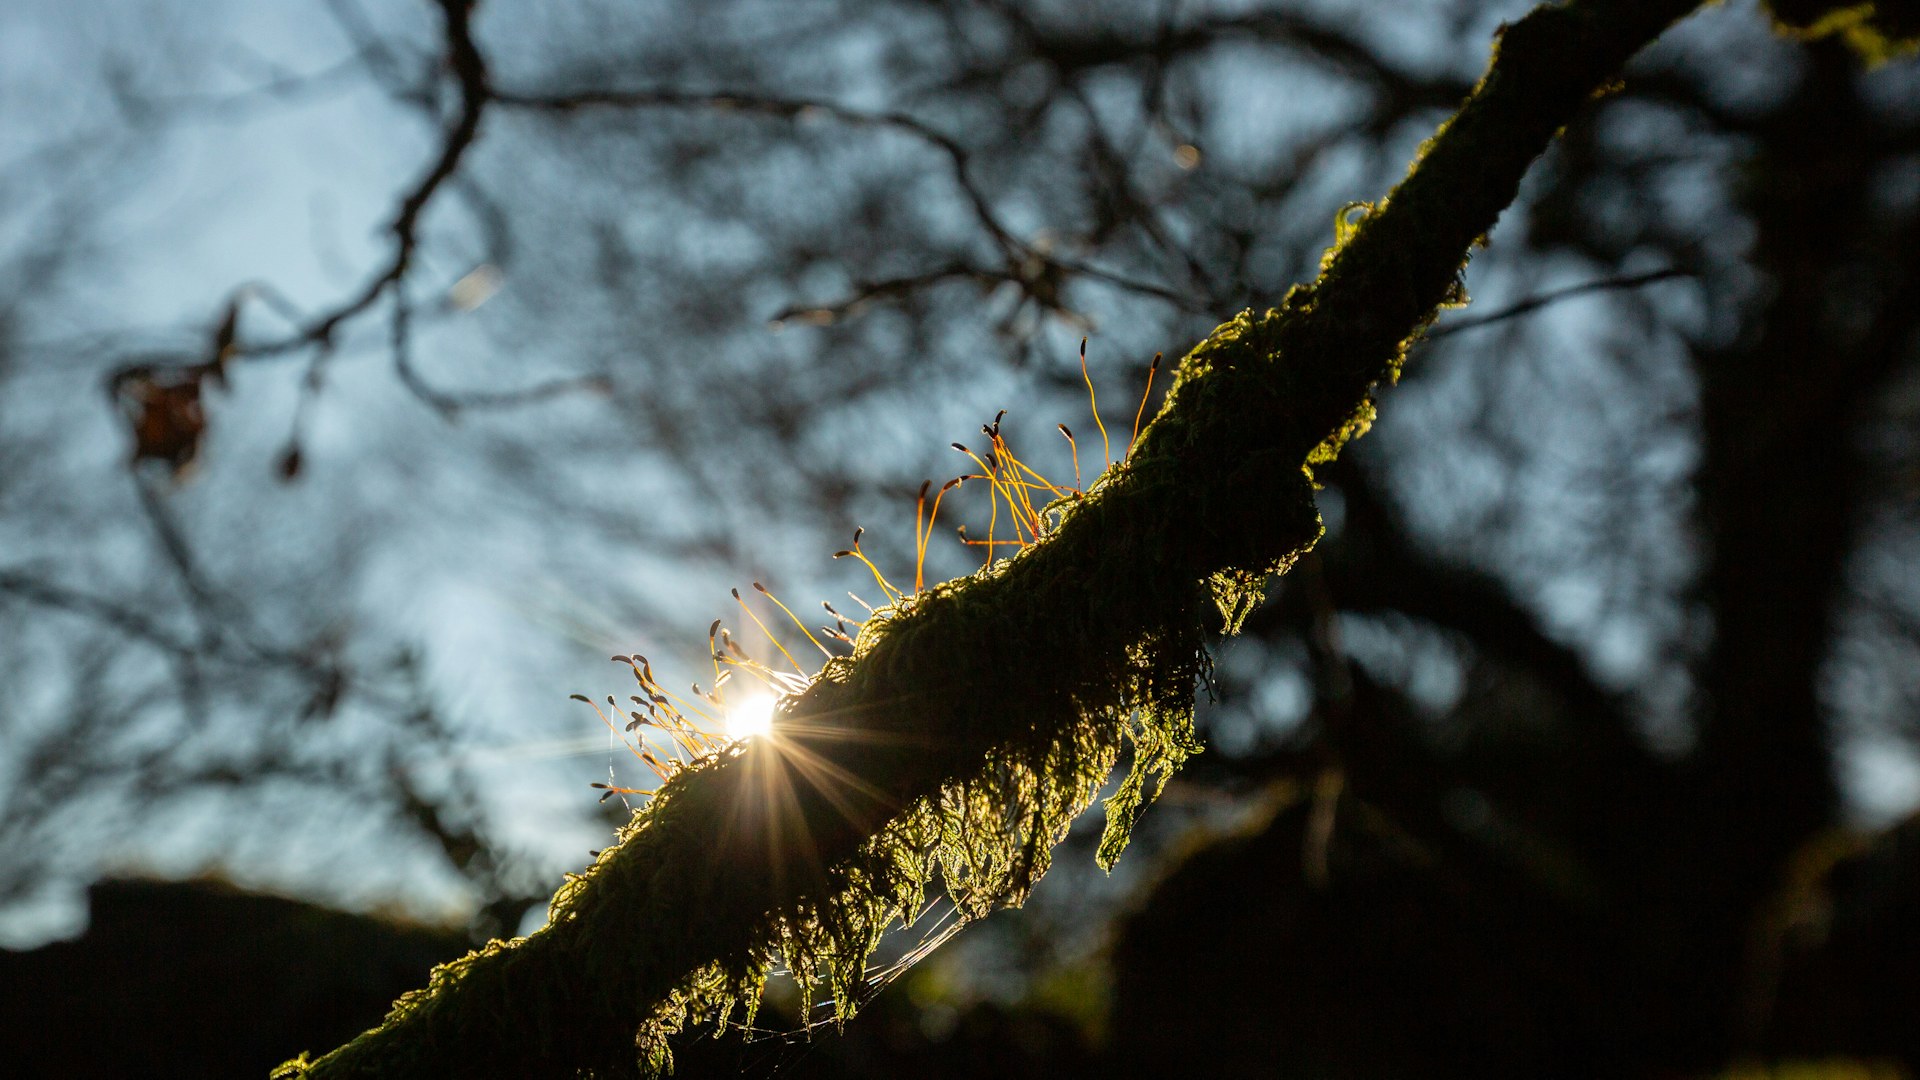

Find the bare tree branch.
[{"left": 1426, "top": 267, "right": 1692, "bottom": 339}]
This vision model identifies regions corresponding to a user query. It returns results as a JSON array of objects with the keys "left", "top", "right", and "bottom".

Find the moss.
[
  {"left": 277, "top": 1, "right": 1708, "bottom": 1076},
  {"left": 1768, "top": 1, "right": 1920, "bottom": 64}
]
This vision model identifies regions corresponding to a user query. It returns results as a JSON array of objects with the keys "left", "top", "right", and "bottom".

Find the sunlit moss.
[
  {"left": 275, "top": 1, "right": 1706, "bottom": 1076},
  {"left": 1768, "top": 1, "right": 1920, "bottom": 65}
]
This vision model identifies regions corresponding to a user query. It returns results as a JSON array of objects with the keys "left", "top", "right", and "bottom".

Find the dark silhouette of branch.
[
  {"left": 970, "top": 3, "right": 1472, "bottom": 116},
  {"left": 767, "top": 264, "right": 1012, "bottom": 327},
  {"left": 251, "top": 0, "right": 489, "bottom": 365},
  {"left": 0, "top": 569, "right": 198, "bottom": 658},
  {"left": 765, "top": 259, "right": 1205, "bottom": 329},
  {"left": 1425, "top": 267, "right": 1692, "bottom": 339},
  {"left": 279, "top": 3, "right": 1708, "bottom": 1076},
  {"left": 121, "top": 0, "right": 1491, "bottom": 448},
  {"left": 493, "top": 86, "right": 1023, "bottom": 258},
  {"left": 497, "top": 86, "right": 1216, "bottom": 321}
]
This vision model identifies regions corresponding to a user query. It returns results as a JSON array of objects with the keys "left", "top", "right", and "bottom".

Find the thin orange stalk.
[
  {"left": 986, "top": 432, "right": 1044, "bottom": 538},
  {"left": 570, "top": 693, "right": 651, "bottom": 766},
  {"left": 733, "top": 587, "right": 807, "bottom": 675},
  {"left": 912, "top": 480, "right": 931, "bottom": 592},
  {"left": 754, "top": 581, "right": 832, "bottom": 660},
  {"left": 1080, "top": 338, "right": 1110, "bottom": 467},
  {"left": 1128, "top": 352, "right": 1161, "bottom": 459},
  {"left": 916, "top": 475, "right": 971, "bottom": 590}
]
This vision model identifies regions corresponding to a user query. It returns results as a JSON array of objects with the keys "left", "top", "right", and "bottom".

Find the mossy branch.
[{"left": 276, "top": 2, "right": 1704, "bottom": 1076}]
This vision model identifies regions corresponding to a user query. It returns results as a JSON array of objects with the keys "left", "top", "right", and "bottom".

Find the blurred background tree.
[{"left": 1, "top": 0, "right": 1917, "bottom": 1075}]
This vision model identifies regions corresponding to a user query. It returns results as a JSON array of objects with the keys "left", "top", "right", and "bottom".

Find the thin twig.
[
  {"left": 1426, "top": 268, "right": 1691, "bottom": 340},
  {"left": 492, "top": 87, "right": 1022, "bottom": 259}
]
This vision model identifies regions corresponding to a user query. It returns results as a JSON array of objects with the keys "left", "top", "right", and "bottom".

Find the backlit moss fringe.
[
  {"left": 275, "top": 2, "right": 1705, "bottom": 1076},
  {"left": 1768, "top": 1, "right": 1920, "bottom": 65}
]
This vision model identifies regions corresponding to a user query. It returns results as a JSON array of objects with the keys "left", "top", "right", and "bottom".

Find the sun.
[{"left": 724, "top": 692, "right": 778, "bottom": 742}]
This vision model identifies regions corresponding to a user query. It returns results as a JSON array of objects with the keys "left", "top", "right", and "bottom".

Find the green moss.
[
  {"left": 1767, "top": 1, "right": 1920, "bottom": 64},
  {"left": 277, "top": 2, "right": 1709, "bottom": 1076}
]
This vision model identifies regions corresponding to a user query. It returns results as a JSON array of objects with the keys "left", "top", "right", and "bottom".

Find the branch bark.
[{"left": 278, "top": 2, "right": 1707, "bottom": 1076}]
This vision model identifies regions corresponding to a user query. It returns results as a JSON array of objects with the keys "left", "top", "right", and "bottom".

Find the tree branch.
[
  {"left": 279, "top": 3, "right": 1707, "bottom": 1076},
  {"left": 1425, "top": 267, "right": 1691, "bottom": 339}
]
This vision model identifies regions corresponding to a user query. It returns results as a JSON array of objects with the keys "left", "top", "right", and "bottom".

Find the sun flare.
[{"left": 725, "top": 692, "right": 777, "bottom": 742}]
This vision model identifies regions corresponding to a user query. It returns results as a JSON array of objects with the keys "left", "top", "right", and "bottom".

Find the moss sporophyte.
[
  {"left": 578, "top": 344, "right": 1172, "bottom": 802},
  {"left": 565, "top": 335, "right": 1284, "bottom": 1053},
  {"left": 286, "top": 325, "right": 1297, "bottom": 1079},
  {"left": 275, "top": 2, "right": 1714, "bottom": 1076}
]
